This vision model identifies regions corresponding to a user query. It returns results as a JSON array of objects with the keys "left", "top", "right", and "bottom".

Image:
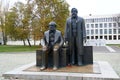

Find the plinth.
[{"left": 3, "top": 61, "right": 120, "bottom": 80}]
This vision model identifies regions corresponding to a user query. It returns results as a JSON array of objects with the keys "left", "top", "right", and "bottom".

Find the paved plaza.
[{"left": 0, "top": 46, "right": 120, "bottom": 80}]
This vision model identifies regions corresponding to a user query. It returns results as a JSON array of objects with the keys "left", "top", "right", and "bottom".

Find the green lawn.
[
  {"left": 0, "top": 45, "right": 40, "bottom": 52},
  {"left": 107, "top": 44, "right": 120, "bottom": 47}
]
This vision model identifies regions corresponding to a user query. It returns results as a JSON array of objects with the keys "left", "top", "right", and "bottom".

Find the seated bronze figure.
[{"left": 40, "top": 21, "right": 63, "bottom": 70}]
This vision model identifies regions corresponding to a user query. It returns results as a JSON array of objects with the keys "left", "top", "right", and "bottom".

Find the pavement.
[
  {"left": 93, "top": 46, "right": 120, "bottom": 53},
  {"left": 0, "top": 46, "right": 120, "bottom": 80},
  {"left": 0, "top": 52, "right": 36, "bottom": 80}
]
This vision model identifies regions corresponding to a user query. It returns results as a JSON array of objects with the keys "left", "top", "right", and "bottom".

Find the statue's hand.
[
  {"left": 54, "top": 44, "right": 59, "bottom": 51},
  {"left": 64, "top": 38, "right": 68, "bottom": 43},
  {"left": 83, "top": 37, "right": 87, "bottom": 43},
  {"left": 63, "top": 41, "right": 68, "bottom": 48},
  {"left": 54, "top": 45, "right": 59, "bottom": 49}
]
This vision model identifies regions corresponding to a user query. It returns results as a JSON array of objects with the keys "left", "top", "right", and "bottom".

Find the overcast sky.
[
  {"left": 4, "top": 0, "right": 120, "bottom": 16},
  {"left": 66, "top": 0, "right": 120, "bottom": 16}
]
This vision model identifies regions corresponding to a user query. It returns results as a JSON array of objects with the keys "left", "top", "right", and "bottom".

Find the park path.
[{"left": 0, "top": 52, "right": 36, "bottom": 80}]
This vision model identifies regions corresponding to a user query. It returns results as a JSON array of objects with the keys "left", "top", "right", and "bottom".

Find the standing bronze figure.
[
  {"left": 41, "top": 21, "right": 63, "bottom": 70},
  {"left": 64, "top": 8, "right": 86, "bottom": 66}
]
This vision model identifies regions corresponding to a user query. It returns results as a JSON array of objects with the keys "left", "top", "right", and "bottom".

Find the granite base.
[{"left": 2, "top": 61, "right": 120, "bottom": 80}]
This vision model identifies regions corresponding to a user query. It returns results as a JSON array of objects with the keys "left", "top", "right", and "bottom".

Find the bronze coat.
[
  {"left": 43, "top": 30, "right": 63, "bottom": 47},
  {"left": 64, "top": 16, "right": 86, "bottom": 55}
]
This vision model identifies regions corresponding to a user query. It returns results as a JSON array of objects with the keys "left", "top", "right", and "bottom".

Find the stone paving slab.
[
  {"left": 24, "top": 62, "right": 100, "bottom": 73},
  {"left": 2, "top": 61, "right": 120, "bottom": 80}
]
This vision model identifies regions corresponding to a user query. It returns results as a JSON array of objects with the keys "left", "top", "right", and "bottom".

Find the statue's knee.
[
  {"left": 53, "top": 48, "right": 58, "bottom": 52},
  {"left": 42, "top": 48, "right": 47, "bottom": 52}
]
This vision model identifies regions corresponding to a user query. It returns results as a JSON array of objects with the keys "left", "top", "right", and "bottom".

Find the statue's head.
[
  {"left": 71, "top": 8, "right": 78, "bottom": 18},
  {"left": 48, "top": 21, "right": 56, "bottom": 31}
]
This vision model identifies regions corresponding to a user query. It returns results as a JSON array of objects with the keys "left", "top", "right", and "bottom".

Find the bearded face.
[{"left": 71, "top": 8, "right": 78, "bottom": 18}]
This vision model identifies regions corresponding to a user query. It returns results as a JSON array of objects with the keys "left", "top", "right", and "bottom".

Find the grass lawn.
[
  {"left": 107, "top": 44, "right": 120, "bottom": 47},
  {"left": 0, "top": 45, "right": 40, "bottom": 52}
]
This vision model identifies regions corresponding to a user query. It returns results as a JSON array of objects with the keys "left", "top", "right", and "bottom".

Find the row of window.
[
  {"left": 87, "top": 35, "right": 120, "bottom": 40},
  {"left": 86, "top": 29, "right": 120, "bottom": 35},
  {"left": 85, "top": 17, "right": 120, "bottom": 23},
  {"left": 86, "top": 23, "right": 120, "bottom": 28}
]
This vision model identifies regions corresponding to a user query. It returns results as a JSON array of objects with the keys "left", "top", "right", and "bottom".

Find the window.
[
  {"left": 113, "top": 29, "right": 116, "bottom": 34},
  {"left": 106, "top": 18, "right": 109, "bottom": 22},
  {"left": 91, "top": 36, "right": 94, "bottom": 39},
  {"left": 94, "top": 18, "right": 97, "bottom": 22},
  {"left": 109, "top": 36, "right": 112, "bottom": 40},
  {"left": 108, "top": 18, "right": 113, "bottom": 22},
  {"left": 91, "top": 30, "right": 94, "bottom": 35},
  {"left": 87, "top": 24, "right": 89, "bottom": 28},
  {"left": 118, "top": 35, "right": 120, "bottom": 40},
  {"left": 99, "top": 23, "right": 103, "bottom": 28},
  {"left": 113, "top": 35, "right": 116, "bottom": 40},
  {"left": 91, "top": 19, "right": 94, "bottom": 22},
  {"left": 87, "top": 36, "right": 89, "bottom": 39},
  {"left": 100, "top": 36, "right": 103, "bottom": 39},
  {"left": 104, "top": 23, "right": 107, "bottom": 28},
  {"left": 104, "top": 29, "right": 107, "bottom": 34},
  {"left": 91, "top": 24, "right": 94, "bottom": 28},
  {"left": 95, "top": 29, "right": 98, "bottom": 34},
  {"left": 118, "top": 17, "right": 120, "bottom": 22},
  {"left": 109, "top": 29, "right": 112, "bottom": 34},
  {"left": 100, "top": 29, "right": 103, "bottom": 34},
  {"left": 118, "top": 29, "right": 120, "bottom": 34},
  {"left": 109, "top": 23, "right": 112, "bottom": 27},
  {"left": 118, "top": 23, "right": 120, "bottom": 27},
  {"left": 113, "top": 23, "right": 116, "bottom": 27},
  {"left": 113, "top": 17, "right": 117, "bottom": 21},
  {"left": 95, "top": 24, "right": 98, "bottom": 28},
  {"left": 86, "top": 30, "right": 89, "bottom": 35},
  {"left": 104, "top": 36, "right": 107, "bottom": 40},
  {"left": 105, "top": 18, "right": 107, "bottom": 22},
  {"left": 95, "top": 36, "right": 98, "bottom": 39},
  {"left": 103, "top": 18, "right": 105, "bottom": 22},
  {"left": 100, "top": 18, "right": 102, "bottom": 22}
]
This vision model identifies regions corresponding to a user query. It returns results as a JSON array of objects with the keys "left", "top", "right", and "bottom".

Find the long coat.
[{"left": 64, "top": 16, "right": 86, "bottom": 55}]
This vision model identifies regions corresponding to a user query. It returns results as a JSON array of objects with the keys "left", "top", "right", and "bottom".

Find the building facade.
[{"left": 84, "top": 14, "right": 120, "bottom": 46}]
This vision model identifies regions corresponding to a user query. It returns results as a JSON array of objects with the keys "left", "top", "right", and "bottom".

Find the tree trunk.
[
  {"left": 34, "top": 39, "right": 36, "bottom": 46},
  {"left": 2, "top": 30, "right": 7, "bottom": 45},
  {"left": 27, "top": 38, "right": 31, "bottom": 47},
  {"left": 23, "top": 39, "right": 26, "bottom": 46},
  {"left": 33, "top": 34, "right": 36, "bottom": 46}
]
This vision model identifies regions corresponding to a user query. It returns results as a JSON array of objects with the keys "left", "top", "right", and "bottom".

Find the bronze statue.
[
  {"left": 64, "top": 8, "right": 86, "bottom": 66},
  {"left": 40, "top": 21, "right": 63, "bottom": 70}
]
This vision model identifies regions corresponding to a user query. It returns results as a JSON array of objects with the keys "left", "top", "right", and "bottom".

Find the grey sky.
[
  {"left": 3, "top": 0, "right": 120, "bottom": 16},
  {"left": 66, "top": 0, "right": 120, "bottom": 16}
]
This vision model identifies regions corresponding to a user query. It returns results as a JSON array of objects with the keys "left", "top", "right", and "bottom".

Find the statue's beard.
[
  {"left": 72, "top": 14, "right": 77, "bottom": 18},
  {"left": 50, "top": 29, "right": 55, "bottom": 32}
]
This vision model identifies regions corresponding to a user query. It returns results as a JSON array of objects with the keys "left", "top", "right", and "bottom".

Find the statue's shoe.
[
  {"left": 53, "top": 67, "right": 58, "bottom": 70},
  {"left": 78, "top": 62, "right": 83, "bottom": 66},
  {"left": 40, "top": 66, "right": 46, "bottom": 70}
]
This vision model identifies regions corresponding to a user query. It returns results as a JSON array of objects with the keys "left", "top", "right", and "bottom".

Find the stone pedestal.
[
  {"left": 83, "top": 46, "right": 93, "bottom": 64},
  {"left": 36, "top": 46, "right": 93, "bottom": 67},
  {"left": 2, "top": 61, "right": 120, "bottom": 80},
  {"left": 36, "top": 50, "right": 42, "bottom": 67}
]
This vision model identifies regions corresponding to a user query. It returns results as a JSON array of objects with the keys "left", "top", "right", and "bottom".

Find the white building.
[{"left": 84, "top": 14, "right": 120, "bottom": 46}]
